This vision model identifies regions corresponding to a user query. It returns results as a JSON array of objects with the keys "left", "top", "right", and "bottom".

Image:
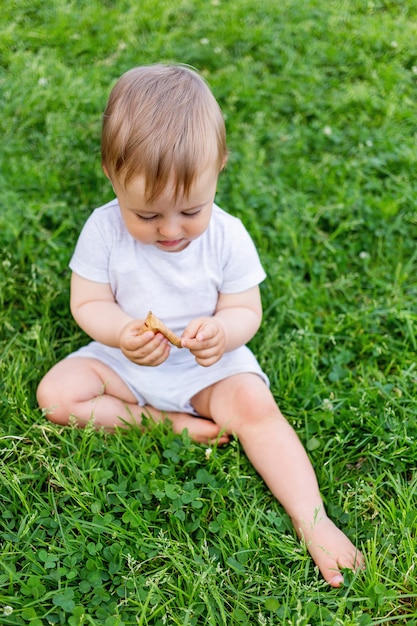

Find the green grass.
[{"left": 1, "top": 0, "right": 417, "bottom": 623}]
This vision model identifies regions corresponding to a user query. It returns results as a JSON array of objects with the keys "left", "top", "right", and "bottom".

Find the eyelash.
[
  {"left": 137, "top": 211, "right": 201, "bottom": 222},
  {"left": 137, "top": 215, "right": 157, "bottom": 222}
]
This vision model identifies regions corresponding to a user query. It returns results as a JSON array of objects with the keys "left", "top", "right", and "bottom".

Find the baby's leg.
[
  {"left": 192, "top": 374, "right": 364, "bottom": 587},
  {"left": 37, "top": 357, "right": 228, "bottom": 443}
]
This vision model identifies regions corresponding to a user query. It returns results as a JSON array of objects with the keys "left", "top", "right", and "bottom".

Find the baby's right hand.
[{"left": 120, "top": 320, "right": 170, "bottom": 366}]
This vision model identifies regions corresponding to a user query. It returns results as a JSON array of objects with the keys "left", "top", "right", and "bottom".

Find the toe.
[{"left": 328, "top": 572, "right": 344, "bottom": 587}]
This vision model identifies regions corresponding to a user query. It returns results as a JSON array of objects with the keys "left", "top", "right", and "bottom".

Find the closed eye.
[
  {"left": 136, "top": 214, "right": 158, "bottom": 222},
  {"left": 182, "top": 209, "right": 202, "bottom": 218},
  {"left": 135, "top": 208, "right": 202, "bottom": 221}
]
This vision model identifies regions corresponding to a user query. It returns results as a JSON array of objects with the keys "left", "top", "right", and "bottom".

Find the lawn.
[{"left": 1, "top": 0, "right": 417, "bottom": 624}]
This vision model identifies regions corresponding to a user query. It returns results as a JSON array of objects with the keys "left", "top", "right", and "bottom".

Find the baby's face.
[{"left": 113, "top": 169, "right": 219, "bottom": 252}]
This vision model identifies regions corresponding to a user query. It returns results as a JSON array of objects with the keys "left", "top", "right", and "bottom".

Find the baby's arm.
[
  {"left": 70, "top": 273, "right": 170, "bottom": 366},
  {"left": 181, "top": 285, "right": 262, "bottom": 366},
  {"left": 70, "top": 273, "right": 134, "bottom": 345},
  {"left": 214, "top": 286, "right": 263, "bottom": 350}
]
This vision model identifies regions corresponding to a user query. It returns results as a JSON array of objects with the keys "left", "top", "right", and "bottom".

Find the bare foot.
[
  {"left": 295, "top": 511, "right": 365, "bottom": 587},
  {"left": 143, "top": 406, "right": 230, "bottom": 445}
]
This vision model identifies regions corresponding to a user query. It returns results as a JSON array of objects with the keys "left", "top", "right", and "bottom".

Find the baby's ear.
[{"left": 220, "top": 153, "right": 229, "bottom": 171}]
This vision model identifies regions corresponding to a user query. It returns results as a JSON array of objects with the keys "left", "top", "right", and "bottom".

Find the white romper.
[{"left": 68, "top": 200, "right": 269, "bottom": 414}]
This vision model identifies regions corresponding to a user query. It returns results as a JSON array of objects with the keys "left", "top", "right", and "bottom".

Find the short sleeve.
[
  {"left": 219, "top": 216, "right": 266, "bottom": 294},
  {"left": 69, "top": 205, "right": 115, "bottom": 283}
]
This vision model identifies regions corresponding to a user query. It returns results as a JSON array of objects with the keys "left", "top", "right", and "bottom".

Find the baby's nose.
[{"left": 158, "top": 219, "right": 181, "bottom": 238}]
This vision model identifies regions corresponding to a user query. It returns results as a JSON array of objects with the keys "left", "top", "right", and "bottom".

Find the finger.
[
  {"left": 181, "top": 317, "right": 208, "bottom": 341},
  {"left": 184, "top": 333, "right": 218, "bottom": 351},
  {"left": 132, "top": 334, "right": 170, "bottom": 365},
  {"left": 211, "top": 433, "right": 230, "bottom": 446},
  {"left": 125, "top": 329, "right": 155, "bottom": 351},
  {"left": 191, "top": 343, "right": 220, "bottom": 358},
  {"left": 145, "top": 334, "right": 170, "bottom": 361},
  {"left": 181, "top": 336, "right": 206, "bottom": 350},
  {"left": 193, "top": 353, "right": 219, "bottom": 366},
  {"left": 195, "top": 322, "right": 218, "bottom": 342},
  {"left": 137, "top": 330, "right": 156, "bottom": 345}
]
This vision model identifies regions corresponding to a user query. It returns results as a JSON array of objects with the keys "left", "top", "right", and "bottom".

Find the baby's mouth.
[{"left": 156, "top": 238, "right": 188, "bottom": 251}]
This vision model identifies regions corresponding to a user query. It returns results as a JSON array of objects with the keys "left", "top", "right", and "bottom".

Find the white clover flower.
[
  {"left": 359, "top": 250, "right": 370, "bottom": 260},
  {"left": 323, "top": 125, "right": 332, "bottom": 136},
  {"left": 3, "top": 606, "right": 13, "bottom": 616},
  {"left": 322, "top": 398, "right": 334, "bottom": 411},
  {"left": 412, "top": 66, "right": 417, "bottom": 75},
  {"left": 200, "top": 38, "right": 210, "bottom": 45},
  {"left": 38, "top": 77, "right": 48, "bottom": 86},
  {"left": 390, "top": 40, "right": 398, "bottom": 48},
  {"left": 205, "top": 447, "right": 212, "bottom": 460},
  {"left": 366, "top": 139, "right": 373, "bottom": 147}
]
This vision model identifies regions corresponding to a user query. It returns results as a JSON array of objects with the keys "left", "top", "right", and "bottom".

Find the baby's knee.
[
  {"left": 234, "top": 379, "right": 278, "bottom": 418},
  {"left": 36, "top": 374, "right": 67, "bottom": 425}
]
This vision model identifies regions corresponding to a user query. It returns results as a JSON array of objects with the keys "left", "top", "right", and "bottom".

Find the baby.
[{"left": 37, "top": 63, "right": 364, "bottom": 586}]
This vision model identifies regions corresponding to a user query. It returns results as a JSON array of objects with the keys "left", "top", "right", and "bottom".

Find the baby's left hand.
[{"left": 181, "top": 317, "right": 226, "bottom": 366}]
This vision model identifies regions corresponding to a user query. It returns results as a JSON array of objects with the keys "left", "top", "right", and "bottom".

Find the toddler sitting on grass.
[{"left": 37, "top": 63, "right": 364, "bottom": 587}]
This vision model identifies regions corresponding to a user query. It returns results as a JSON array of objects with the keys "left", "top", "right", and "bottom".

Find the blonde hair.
[{"left": 101, "top": 64, "right": 227, "bottom": 202}]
